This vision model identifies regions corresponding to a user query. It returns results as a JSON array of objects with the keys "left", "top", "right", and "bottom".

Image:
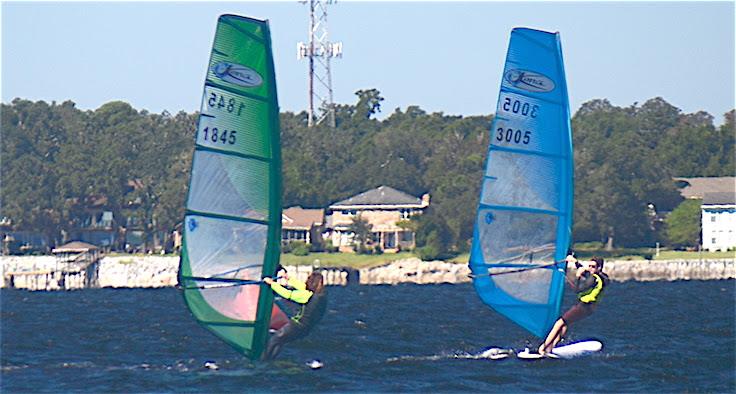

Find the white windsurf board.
[{"left": 517, "top": 340, "right": 603, "bottom": 360}]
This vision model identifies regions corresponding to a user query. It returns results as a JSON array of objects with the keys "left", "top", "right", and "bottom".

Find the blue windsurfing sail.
[{"left": 469, "top": 28, "right": 573, "bottom": 338}]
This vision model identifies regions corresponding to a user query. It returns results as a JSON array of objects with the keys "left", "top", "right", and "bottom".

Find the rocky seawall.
[
  {"left": 1, "top": 255, "right": 734, "bottom": 290},
  {"left": 358, "top": 258, "right": 736, "bottom": 285},
  {"left": 0, "top": 255, "right": 348, "bottom": 290},
  {"left": 97, "top": 256, "right": 349, "bottom": 288}
]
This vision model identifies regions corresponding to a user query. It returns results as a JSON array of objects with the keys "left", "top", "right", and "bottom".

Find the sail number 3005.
[
  {"left": 502, "top": 98, "right": 539, "bottom": 118},
  {"left": 201, "top": 127, "right": 237, "bottom": 145},
  {"left": 496, "top": 127, "right": 531, "bottom": 145}
]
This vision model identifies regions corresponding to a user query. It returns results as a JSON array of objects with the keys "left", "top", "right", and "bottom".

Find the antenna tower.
[{"left": 298, "top": 0, "right": 342, "bottom": 127}]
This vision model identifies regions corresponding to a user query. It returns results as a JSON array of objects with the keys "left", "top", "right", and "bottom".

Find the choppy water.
[{"left": 2, "top": 280, "right": 734, "bottom": 392}]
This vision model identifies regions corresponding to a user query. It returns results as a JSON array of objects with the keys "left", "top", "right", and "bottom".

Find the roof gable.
[
  {"left": 330, "top": 185, "right": 422, "bottom": 208},
  {"left": 52, "top": 241, "right": 98, "bottom": 253},
  {"left": 282, "top": 206, "right": 324, "bottom": 229},
  {"left": 674, "top": 177, "right": 736, "bottom": 199},
  {"left": 703, "top": 192, "right": 736, "bottom": 206}
]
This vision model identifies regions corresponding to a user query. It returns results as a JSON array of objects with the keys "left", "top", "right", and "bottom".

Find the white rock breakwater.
[
  {"left": 0, "top": 256, "right": 348, "bottom": 290},
  {"left": 99, "top": 256, "right": 179, "bottom": 288},
  {"left": 604, "top": 259, "right": 735, "bottom": 282},
  {"left": 358, "top": 258, "right": 736, "bottom": 284},
  {"left": 1, "top": 255, "right": 733, "bottom": 290},
  {"left": 359, "top": 259, "right": 469, "bottom": 285},
  {"left": 99, "top": 257, "right": 348, "bottom": 288}
]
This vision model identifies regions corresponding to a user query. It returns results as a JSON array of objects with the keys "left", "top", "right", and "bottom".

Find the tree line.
[{"left": 1, "top": 92, "right": 733, "bottom": 255}]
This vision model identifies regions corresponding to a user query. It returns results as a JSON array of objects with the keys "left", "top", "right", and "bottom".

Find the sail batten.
[
  {"left": 179, "top": 14, "right": 283, "bottom": 360},
  {"left": 470, "top": 28, "right": 573, "bottom": 338}
]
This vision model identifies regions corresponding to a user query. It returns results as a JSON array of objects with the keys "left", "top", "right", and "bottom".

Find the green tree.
[
  {"left": 665, "top": 199, "right": 702, "bottom": 248},
  {"left": 1, "top": 95, "right": 731, "bottom": 257},
  {"left": 354, "top": 89, "right": 384, "bottom": 119},
  {"left": 348, "top": 215, "right": 373, "bottom": 253},
  {"left": 415, "top": 211, "right": 453, "bottom": 260}
]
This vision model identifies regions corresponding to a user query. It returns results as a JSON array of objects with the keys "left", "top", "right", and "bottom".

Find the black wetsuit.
[{"left": 262, "top": 291, "right": 328, "bottom": 360}]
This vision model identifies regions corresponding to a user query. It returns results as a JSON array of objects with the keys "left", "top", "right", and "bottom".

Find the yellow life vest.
[{"left": 578, "top": 273, "right": 604, "bottom": 303}]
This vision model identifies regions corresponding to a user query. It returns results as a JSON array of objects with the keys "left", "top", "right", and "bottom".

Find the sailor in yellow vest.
[
  {"left": 261, "top": 269, "right": 327, "bottom": 360},
  {"left": 538, "top": 256, "right": 609, "bottom": 355}
]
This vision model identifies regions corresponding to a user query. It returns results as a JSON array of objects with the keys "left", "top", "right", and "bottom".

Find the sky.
[{"left": 2, "top": 1, "right": 734, "bottom": 124}]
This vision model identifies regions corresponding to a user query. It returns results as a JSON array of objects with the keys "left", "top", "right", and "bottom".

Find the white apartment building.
[{"left": 701, "top": 192, "right": 736, "bottom": 252}]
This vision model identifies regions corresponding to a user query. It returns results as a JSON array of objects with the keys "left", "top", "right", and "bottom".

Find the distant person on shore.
[
  {"left": 261, "top": 270, "right": 327, "bottom": 360},
  {"left": 538, "top": 256, "right": 610, "bottom": 355}
]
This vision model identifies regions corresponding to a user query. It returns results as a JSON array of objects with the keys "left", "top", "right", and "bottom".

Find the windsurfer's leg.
[
  {"left": 262, "top": 322, "right": 303, "bottom": 361},
  {"left": 559, "top": 324, "right": 568, "bottom": 343},
  {"left": 539, "top": 318, "right": 565, "bottom": 354},
  {"left": 549, "top": 321, "right": 568, "bottom": 350},
  {"left": 547, "top": 302, "right": 594, "bottom": 353},
  {"left": 263, "top": 324, "right": 290, "bottom": 360}
]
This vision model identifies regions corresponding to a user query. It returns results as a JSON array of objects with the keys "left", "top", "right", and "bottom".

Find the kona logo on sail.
[
  {"left": 212, "top": 62, "right": 263, "bottom": 87},
  {"left": 188, "top": 218, "right": 198, "bottom": 232},
  {"left": 504, "top": 69, "right": 555, "bottom": 93}
]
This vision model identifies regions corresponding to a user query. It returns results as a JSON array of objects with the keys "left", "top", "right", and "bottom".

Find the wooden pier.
[{"left": 3, "top": 241, "right": 101, "bottom": 291}]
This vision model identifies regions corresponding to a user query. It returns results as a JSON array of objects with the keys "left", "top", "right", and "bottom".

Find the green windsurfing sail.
[{"left": 178, "top": 14, "right": 283, "bottom": 360}]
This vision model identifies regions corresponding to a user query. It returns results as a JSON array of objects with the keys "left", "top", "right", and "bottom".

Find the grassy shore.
[
  {"left": 447, "top": 249, "right": 734, "bottom": 264},
  {"left": 279, "top": 252, "right": 416, "bottom": 269},
  {"left": 105, "top": 248, "right": 734, "bottom": 270},
  {"left": 102, "top": 251, "right": 415, "bottom": 269}
]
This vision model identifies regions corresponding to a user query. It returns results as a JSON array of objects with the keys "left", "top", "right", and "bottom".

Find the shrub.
[
  {"left": 417, "top": 245, "right": 440, "bottom": 261},
  {"left": 287, "top": 241, "right": 309, "bottom": 256},
  {"left": 292, "top": 244, "right": 310, "bottom": 256}
]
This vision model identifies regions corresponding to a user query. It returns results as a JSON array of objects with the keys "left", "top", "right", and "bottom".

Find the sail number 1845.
[
  {"left": 201, "top": 126, "right": 237, "bottom": 145},
  {"left": 207, "top": 92, "right": 246, "bottom": 116},
  {"left": 496, "top": 127, "right": 531, "bottom": 145}
]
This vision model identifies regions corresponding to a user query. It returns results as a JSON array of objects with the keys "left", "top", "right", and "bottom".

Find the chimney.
[{"left": 421, "top": 193, "right": 430, "bottom": 208}]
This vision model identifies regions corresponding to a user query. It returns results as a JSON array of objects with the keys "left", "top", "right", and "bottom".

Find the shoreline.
[{"left": 1, "top": 255, "right": 734, "bottom": 290}]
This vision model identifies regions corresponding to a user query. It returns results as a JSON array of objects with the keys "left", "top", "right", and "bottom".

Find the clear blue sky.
[{"left": 2, "top": 1, "right": 734, "bottom": 124}]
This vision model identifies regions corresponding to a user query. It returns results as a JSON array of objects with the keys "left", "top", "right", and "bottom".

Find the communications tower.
[{"left": 298, "top": 0, "right": 342, "bottom": 127}]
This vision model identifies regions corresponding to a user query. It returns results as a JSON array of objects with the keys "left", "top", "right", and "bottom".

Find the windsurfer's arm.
[
  {"left": 573, "top": 272, "right": 596, "bottom": 293},
  {"left": 564, "top": 255, "right": 579, "bottom": 287},
  {"left": 269, "top": 282, "right": 313, "bottom": 304},
  {"left": 287, "top": 277, "right": 307, "bottom": 290}
]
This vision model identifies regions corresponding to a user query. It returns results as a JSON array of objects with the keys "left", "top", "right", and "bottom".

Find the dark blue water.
[{"left": 2, "top": 280, "right": 735, "bottom": 392}]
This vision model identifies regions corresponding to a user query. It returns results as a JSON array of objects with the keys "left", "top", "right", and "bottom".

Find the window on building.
[
  {"left": 711, "top": 216, "right": 716, "bottom": 222},
  {"left": 385, "top": 232, "right": 396, "bottom": 248},
  {"left": 712, "top": 238, "right": 717, "bottom": 244},
  {"left": 282, "top": 229, "right": 306, "bottom": 242}
]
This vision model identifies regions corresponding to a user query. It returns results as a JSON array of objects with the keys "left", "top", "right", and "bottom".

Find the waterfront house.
[
  {"left": 674, "top": 177, "right": 736, "bottom": 251},
  {"left": 324, "top": 186, "right": 430, "bottom": 253},
  {"left": 121, "top": 179, "right": 147, "bottom": 252},
  {"left": 1, "top": 230, "right": 50, "bottom": 255},
  {"left": 282, "top": 206, "right": 324, "bottom": 246},
  {"left": 69, "top": 195, "right": 117, "bottom": 250},
  {"left": 701, "top": 192, "right": 736, "bottom": 252},
  {"left": 0, "top": 216, "right": 51, "bottom": 255}
]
